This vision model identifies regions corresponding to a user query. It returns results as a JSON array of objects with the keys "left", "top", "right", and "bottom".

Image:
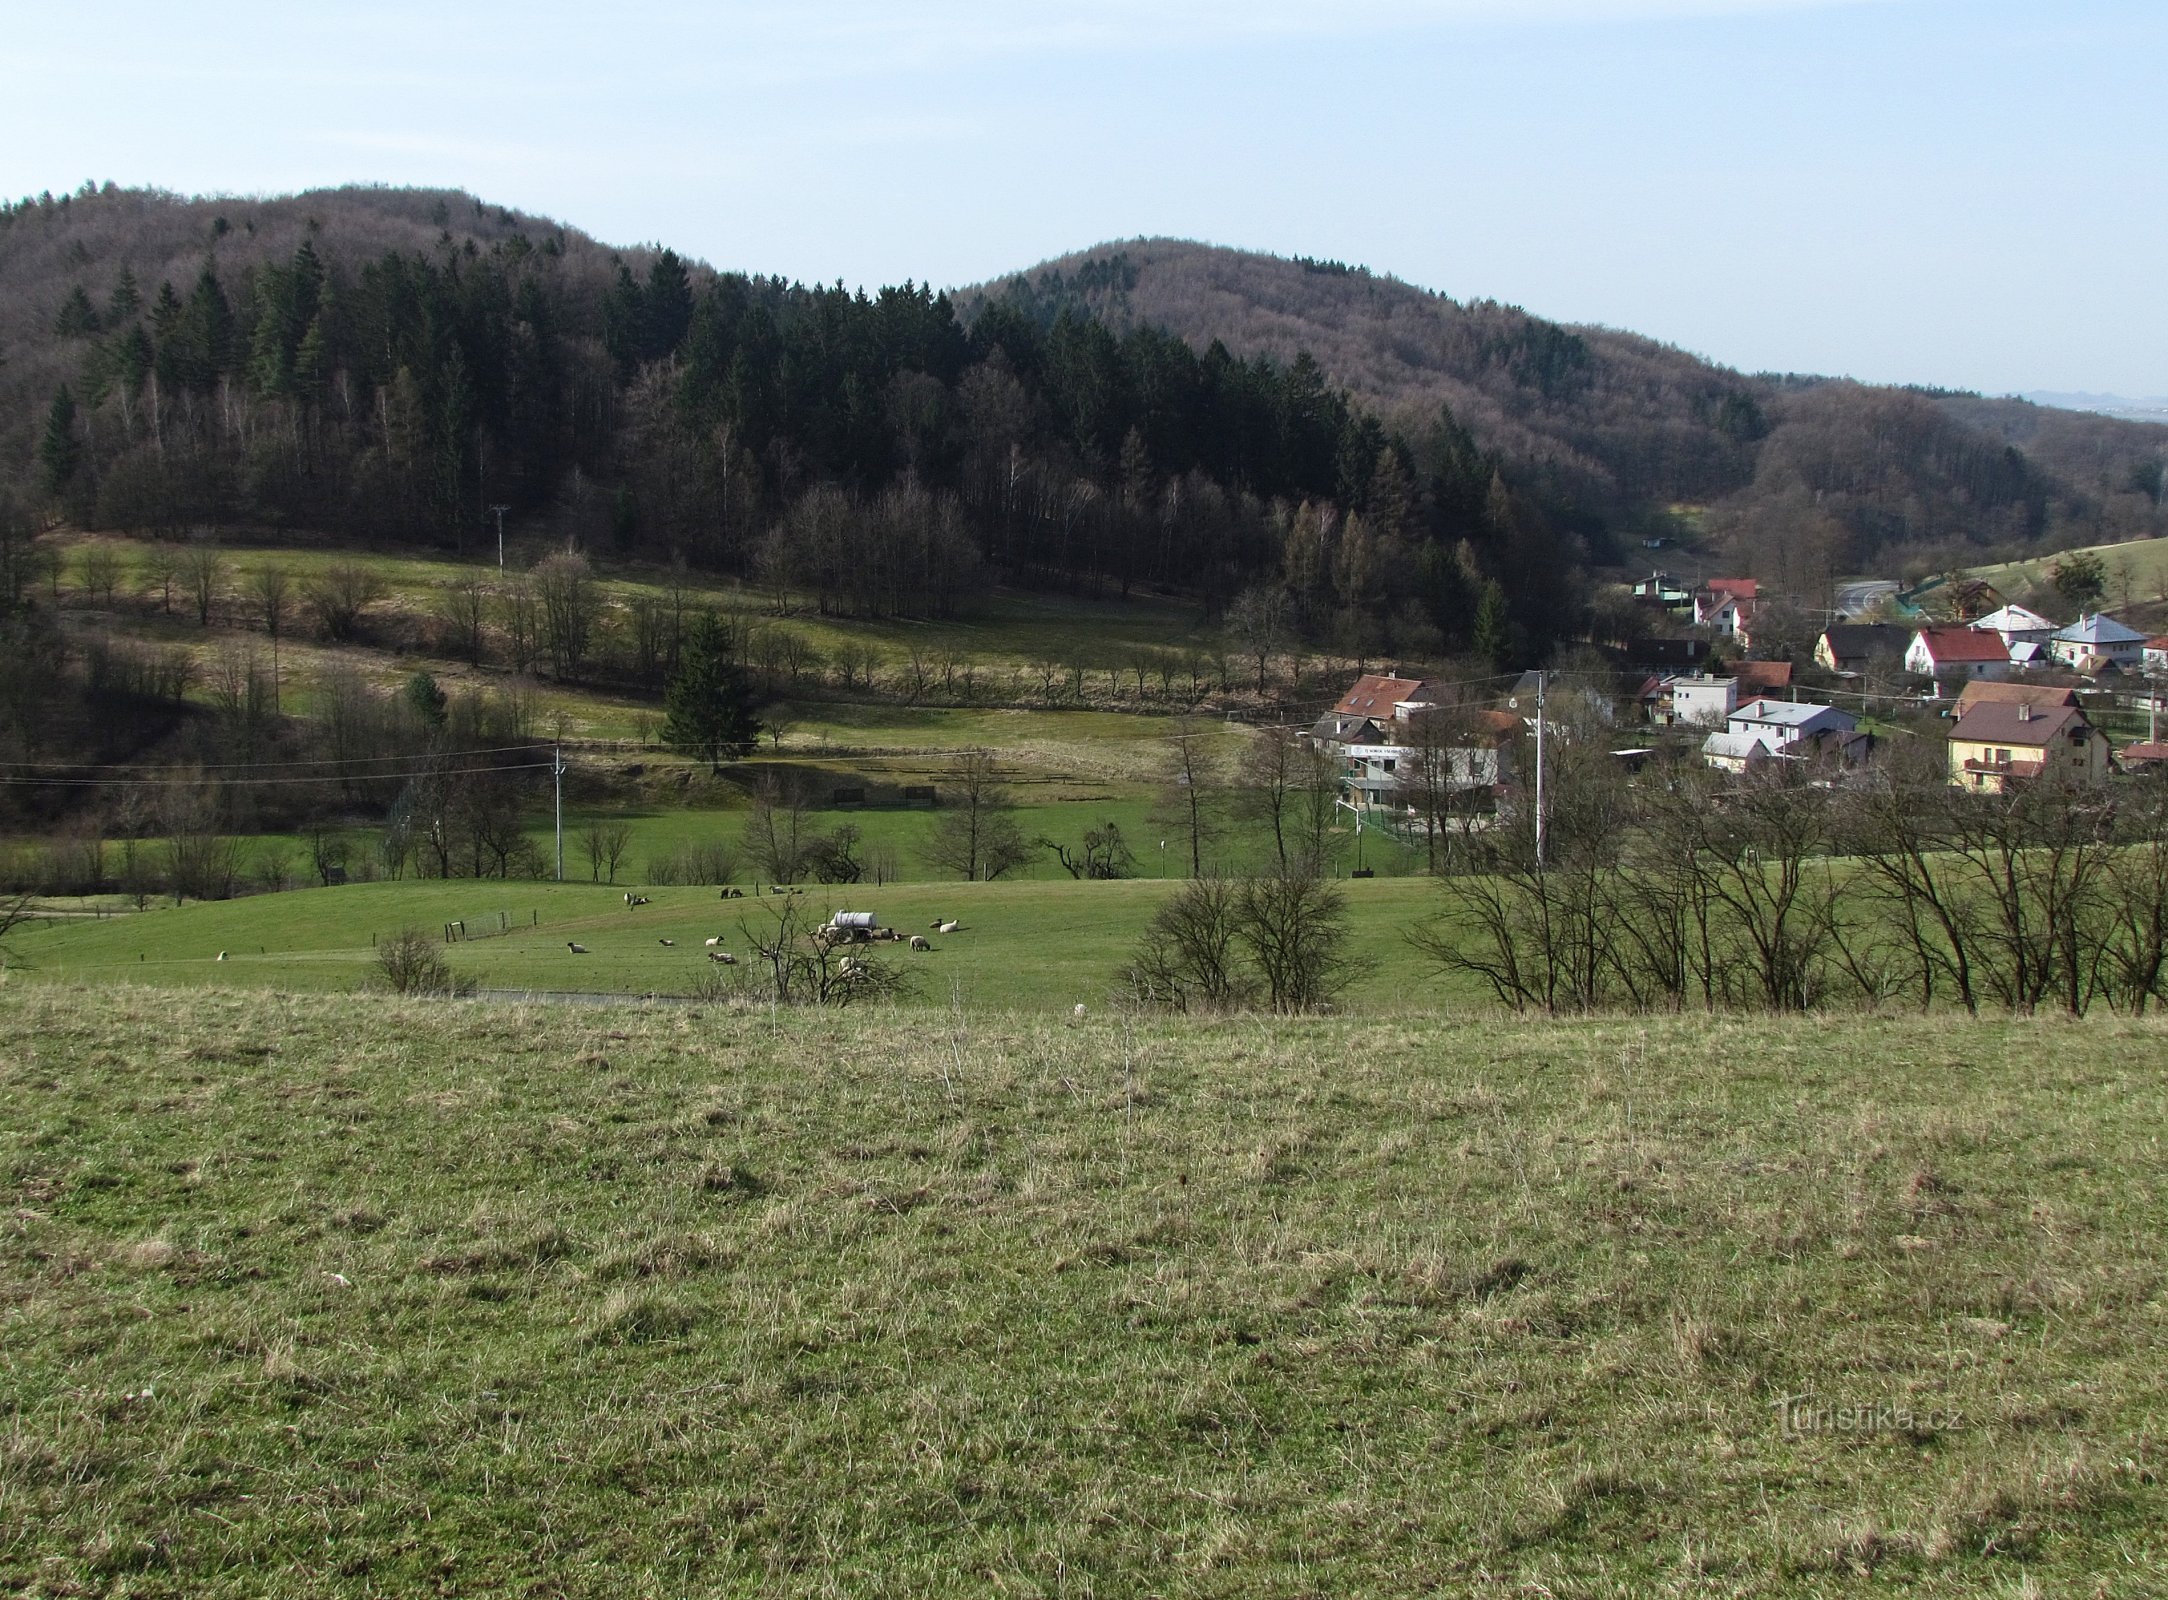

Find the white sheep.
[
  {"left": 566, "top": 941, "right": 589, "bottom": 954},
  {"left": 908, "top": 935, "right": 930, "bottom": 951},
  {"left": 215, "top": 951, "right": 226, "bottom": 962},
  {"left": 1073, "top": 1003, "right": 1086, "bottom": 1021},
  {"left": 704, "top": 936, "right": 722, "bottom": 947},
  {"left": 936, "top": 920, "right": 962, "bottom": 935}
]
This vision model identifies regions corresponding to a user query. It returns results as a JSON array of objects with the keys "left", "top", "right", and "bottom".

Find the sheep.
[
  {"left": 707, "top": 950, "right": 737, "bottom": 965},
  {"left": 566, "top": 941, "right": 589, "bottom": 954},
  {"left": 936, "top": 920, "right": 962, "bottom": 935},
  {"left": 908, "top": 935, "right": 930, "bottom": 951},
  {"left": 1073, "top": 1003, "right": 1087, "bottom": 1022},
  {"left": 657, "top": 938, "right": 675, "bottom": 947},
  {"left": 704, "top": 936, "right": 722, "bottom": 947}
]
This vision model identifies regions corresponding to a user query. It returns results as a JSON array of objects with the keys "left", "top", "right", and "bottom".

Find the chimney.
[{"left": 2018, "top": 701, "right": 2032, "bottom": 722}]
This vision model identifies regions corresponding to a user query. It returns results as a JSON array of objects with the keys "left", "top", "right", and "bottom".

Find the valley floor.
[{"left": 1, "top": 990, "right": 2161, "bottom": 1595}]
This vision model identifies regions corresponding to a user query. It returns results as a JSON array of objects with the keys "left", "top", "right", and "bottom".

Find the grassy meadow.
[
  {"left": 1, "top": 875, "right": 1451, "bottom": 1011},
  {"left": 1, "top": 988, "right": 2162, "bottom": 1595}
]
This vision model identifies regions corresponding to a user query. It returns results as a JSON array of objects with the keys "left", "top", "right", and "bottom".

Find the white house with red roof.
[
  {"left": 1905, "top": 625, "right": 2011, "bottom": 685},
  {"left": 1692, "top": 578, "right": 1757, "bottom": 637}
]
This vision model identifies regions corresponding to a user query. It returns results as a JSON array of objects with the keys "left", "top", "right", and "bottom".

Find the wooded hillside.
[{"left": 984, "top": 239, "right": 2168, "bottom": 580}]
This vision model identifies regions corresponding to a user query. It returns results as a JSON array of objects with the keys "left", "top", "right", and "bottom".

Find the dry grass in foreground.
[{"left": 2, "top": 987, "right": 2164, "bottom": 1596}]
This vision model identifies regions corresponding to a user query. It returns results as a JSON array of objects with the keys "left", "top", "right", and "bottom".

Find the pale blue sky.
[{"left": 5, "top": 1, "right": 2162, "bottom": 396}]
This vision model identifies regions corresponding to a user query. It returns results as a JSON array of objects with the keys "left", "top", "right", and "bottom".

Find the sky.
[{"left": 4, "top": 0, "right": 2164, "bottom": 397}]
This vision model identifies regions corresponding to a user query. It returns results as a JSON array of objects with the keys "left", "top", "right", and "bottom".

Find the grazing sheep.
[
  {"left": 707, "top": 950, "right": 736, "bottom": 964},
  {"left": 658, "top": 938, "right": 675, "bottom": 947},
  {"left": 908, "top": 935, "right": 930, "bottom": 951},
  {"left": 566, "top": 941, "right": 589, "bottom": 954},
  {"left": 1073, "top": 1003, "right": 1086, "bottom": 1021},
  {"left": 704, "top": 936, "right": 722, "bottom": 947},
  {"left": 936, "top": 920, "right": 961, "bottom": 935}
]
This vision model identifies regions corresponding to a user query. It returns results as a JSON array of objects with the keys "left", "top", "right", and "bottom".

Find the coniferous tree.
[
  {"left": 39, "top": 387, "right": 80, "bottom": 499},
  {"left": 663, "top": 612, "right": 759, "bottom": 772}
]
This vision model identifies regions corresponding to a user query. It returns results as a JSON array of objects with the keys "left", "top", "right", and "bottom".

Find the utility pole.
[
  {"left": 1533, "top": 669, "right": 1548, "bottom": 872},
  {"left": 553, "top": 742, "right": 565, "bottom": 882},
  {"left": 489, "top": 504, "right": 510, "bottom": 570}
]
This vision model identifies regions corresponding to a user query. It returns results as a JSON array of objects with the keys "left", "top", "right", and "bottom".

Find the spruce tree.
[
  {"left": 663, "top": 612, "right": 759, "bottom": 772},
  {"left": 39, "top": 387, "right": 80, "bottom": 499}
]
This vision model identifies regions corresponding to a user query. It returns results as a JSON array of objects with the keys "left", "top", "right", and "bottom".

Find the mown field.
[
  {"left": 1, "top": 989, "right": 2161, "bottom": 1596},
  {"left": 0, "top": 876, "right": 1450, "bottom": 1011}
]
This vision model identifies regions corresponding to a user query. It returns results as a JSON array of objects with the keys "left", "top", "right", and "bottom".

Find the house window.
[
  {"left": 1382, "top": 759, "right": 1396, "bottom": 774},
  {"left": 1995, "top": 748, "right": 2011, "bottom": 764}
]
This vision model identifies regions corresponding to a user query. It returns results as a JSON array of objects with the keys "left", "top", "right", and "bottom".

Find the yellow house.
[{"left": 1946, "top": 700, "right": 2111, "bottom": 792}]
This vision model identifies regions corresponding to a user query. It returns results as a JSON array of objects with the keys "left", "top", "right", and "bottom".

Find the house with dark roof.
[
  {"left": 1946, "top": 700, "right": 2111, "bottom": 792},
  {"left": 1814, "top": 623, "right": 1907, "bottom": 675}
]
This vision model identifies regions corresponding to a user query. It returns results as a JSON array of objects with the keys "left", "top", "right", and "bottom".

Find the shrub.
[{"left": 374, "top": 928, "right": 472, "bottom": 997}]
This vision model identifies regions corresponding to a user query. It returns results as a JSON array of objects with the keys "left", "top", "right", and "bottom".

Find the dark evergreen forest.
[{"left": 6, "top": 186, "right": 1565, "bottom": 666}]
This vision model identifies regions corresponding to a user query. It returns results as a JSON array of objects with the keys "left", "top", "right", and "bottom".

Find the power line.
[
  {"left": 0, "top": 761, "right": 559, "bottom": 790},
  {"left": 0, "top": 741, "right": 558, "bottom": 774}
]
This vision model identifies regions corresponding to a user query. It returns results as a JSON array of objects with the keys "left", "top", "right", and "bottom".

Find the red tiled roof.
[
  {"left": 1334, "top": 675, "right": 1425, "bottom": 717},
  {"left": 1734, "top": 660, "right": 1793, "bottom": 692},
  {"left": 1914, "top": 626, "right": 2009, "bottom": 664},
  {"left": 1705, "top": 578, "right": 1758, "bottom": 599},
  {"left": 2119, "top": 741, "right": 2168, "bottom": 765}
]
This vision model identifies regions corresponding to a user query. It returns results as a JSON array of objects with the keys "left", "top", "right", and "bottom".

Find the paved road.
[{"left": 1834, "top": 580, "right": 1899, "bottom": 618}]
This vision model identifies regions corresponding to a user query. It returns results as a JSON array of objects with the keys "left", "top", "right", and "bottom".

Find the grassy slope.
[
  {"left": 2, "top": 989, "right": 2161, "bottom": 1595},
  {"left": 1967, "top": 534, "right": 2168, "bottom": 618},
  {"left": 3, "top": 876, "right": 1452, "bottom": 1011}
]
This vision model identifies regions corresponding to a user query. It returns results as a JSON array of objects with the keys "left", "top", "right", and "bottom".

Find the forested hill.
[
  {"left": 979, "top": 240, "right": 2168, "bottom": 587},
  {"left": 5, "top": 184, "right": 2165, "bottom": 682}
]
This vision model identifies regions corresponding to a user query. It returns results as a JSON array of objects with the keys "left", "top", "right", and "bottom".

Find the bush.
[
  {"left": 374, "top": 928, "right": 472, "bottom": 997},
  {"left": 1123, "top": 870, "right": 1347, "bottom": 1014}
]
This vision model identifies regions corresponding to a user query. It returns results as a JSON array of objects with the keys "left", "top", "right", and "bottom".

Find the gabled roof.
[
  {"left": 1704, "top": 578, "right": 1758, "bottom": 599},
  {"left": 1734, "top": 660, "right": 1793, "bottom": 693},
  {"left": 1913, "top": 625, "right": 2010, "bottom": 664},
  {"left": 1732, "top": 698, "right": 1856, "bottom": 732},
  {"left": 1947, "top": 701, "right": 2089, "bottom": 749},
  {"left": 1955, "top": 680, "right": 2077, "bottom": 714},
  {"left": 2054, "top": 613, "right": 2148, "bottom": 646},
  {"left": 1819, "top": 623, "right": 1906, "bottom": 657},
  {"left": 1334, "top": 674, "right": 1427, "bottom": 717},
  {"left": 1973, "top": 604, "right": 2055, "bottom": 635},
  {"left": 1310, "top": 712, "right": 1381, "bottom": 744},
  {"left": 1702, "top": 731, "right": 1770, "bottom": 762},
  {"left": 2118, "top": 741, "right": 2168, "bottom": 766}
]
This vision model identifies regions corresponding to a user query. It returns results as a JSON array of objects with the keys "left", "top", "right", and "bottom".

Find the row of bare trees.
[{"left": 1415, "top": 741, "right": 2168, "bottom": 1017}]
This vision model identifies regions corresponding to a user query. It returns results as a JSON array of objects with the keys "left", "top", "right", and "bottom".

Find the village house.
[
  {"left": 1338, "top": 709, "right": 1519, "bottom": 811},
  {"left": 1971, "top": 603, "right": 2056, "bottom": 649},
  {"left": 1814, "top": 623, "right": 1907, "bottom": 675},
  {"left": 1692, "top": 578, "right": 1757, "bottom": 638},
  {"left": 1631, "top": 571, "right": 1692, "bottom": 608},
  {"left": 2050, "top": 614, "right": 2148, "bottom": 674},
  {"left": 1905, "top": 625, "right": 2011, "bottom": 686},
  {"left": 2144, "top": 636, "right": 2168, "bottom": 677},
  {"left": 1945, "top": 699, "right": 2111, "bottom": 792},
  {"left": 1671, "top": 674, "right": 1738, "bottom": 727},
  {"left": 1702, "top": 698, "right": 1866, "bottom": 772},
  {"left": 1953, "top": 679, "right": 2079, "bottom": 716}
]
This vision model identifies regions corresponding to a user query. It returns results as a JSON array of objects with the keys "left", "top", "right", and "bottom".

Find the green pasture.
[
  {"left": 1965, "top": 533, "right": 2168, "bottom": 612},
  {"left": 2, "top": 990, "right": 2162, "bottom": 1593},
  {"left": 3, "top": 874, "right": 1453, "bottom": 1011},
  {"left": 60, "top": 533, "right": 1220, "bottom": 672}
]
